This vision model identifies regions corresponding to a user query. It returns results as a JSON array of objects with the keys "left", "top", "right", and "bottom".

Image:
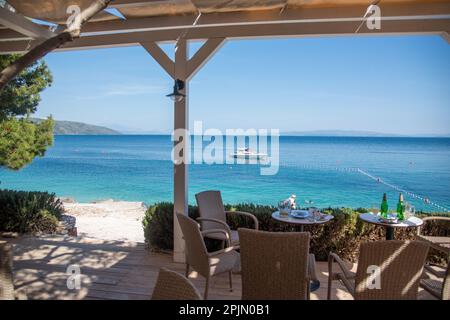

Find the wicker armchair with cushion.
[
  {"left": 151, "top": 267, "right": 202, "bottom": 300},
  {"left": 416, "top": 216, "right": 450, "bottom": 257},
  {"left": 328, "top": 240, "right": 430, "bottom": 300},
  {"left": 195, "top": 190, "right": 259, "bottom": 247},
  {"left": 238, "top": 228, "right": 311, "bottom": 300},
  {"left": 420, "top": 262, "right": 450, "bottom": 300},
  {"left": 176, "top": 213, "right": 240, "bottom": 299}
]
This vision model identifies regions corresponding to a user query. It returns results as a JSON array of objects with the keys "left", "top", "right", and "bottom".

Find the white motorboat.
[{"left": 230, "top": 148, "right": 267, "bottom": 160}]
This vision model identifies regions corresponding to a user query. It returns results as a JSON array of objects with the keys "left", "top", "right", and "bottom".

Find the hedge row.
[
  {"left": 0, "top": 189, "right": 64, "bottom": 233},
  {"left": 143, "top": 202, "right": 450, "bottom": 264}
]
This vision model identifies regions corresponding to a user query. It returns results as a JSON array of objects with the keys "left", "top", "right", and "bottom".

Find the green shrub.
[
  {"left": 0, "top": 189, "right": 63, "bottom": 233},
  {"left": 143, "top": 202, "right": 199, "bottom": 250},
  {"left": 143, "top": 202, "right": 450, "bottom": 264}
]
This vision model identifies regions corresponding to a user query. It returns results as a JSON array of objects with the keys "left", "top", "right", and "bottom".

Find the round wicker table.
[
  {"left": 271, "top": 211, "right": 334, "bottom": 232},
  {"left": 271, "top": 211, "right": 334, "bottom": 292}
]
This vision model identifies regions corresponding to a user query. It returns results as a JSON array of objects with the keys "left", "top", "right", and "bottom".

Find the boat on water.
[{"left": 230, "top": 147, "right": 267, "bottom": 160}]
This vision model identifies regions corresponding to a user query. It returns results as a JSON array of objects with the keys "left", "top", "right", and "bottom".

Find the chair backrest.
[
  {"left": 354, "top": 240, "right": 429, "bottom": 300},
  {"left": 0, "top": 241, "right": 14, "bottom": 300},
  {"left": 151, "top": 267, "right": 202, "bottom": 300},
  {"left": 238, "top": 228, "right": 310, "bottom": 300},
  {"left": 195, "top": 190, "right": 227, "bottom": 231},
  {"left": 176, "top": 213, "right": 210, "bottom": 277}
]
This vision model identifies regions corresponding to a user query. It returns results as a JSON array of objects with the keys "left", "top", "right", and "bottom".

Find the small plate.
[
  {"left": 378, "top": 216, "right": 398, "bottom": 224},
  {"left": 290, "top": 210, "right": 310, "bottom": 219}
]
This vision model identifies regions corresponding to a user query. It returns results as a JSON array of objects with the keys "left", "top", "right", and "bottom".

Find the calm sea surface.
[{"left": 1, "top": 135, "right": 449, "bottom": 212}]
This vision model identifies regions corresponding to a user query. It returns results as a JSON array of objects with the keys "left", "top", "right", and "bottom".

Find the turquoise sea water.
[{"left": 0, "top": 135, "right": 449, "bottom": 212}]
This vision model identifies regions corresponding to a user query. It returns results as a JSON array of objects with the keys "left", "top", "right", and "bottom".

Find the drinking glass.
[
  {"left": 309, "top": 207, "right": 320, "bottom": 221},
  {"left": 405, "top": 202, "right": 415, "bottom": 219},
  {"left": 278, "top": 200, "right": 290, "bottom": 217}
]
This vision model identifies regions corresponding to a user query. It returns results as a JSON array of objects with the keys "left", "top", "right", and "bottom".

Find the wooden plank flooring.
[{"left": 5, "top": 235, "right": 436, "bottom": 300}]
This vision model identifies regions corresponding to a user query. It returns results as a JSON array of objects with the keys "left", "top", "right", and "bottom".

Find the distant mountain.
[
  {"left": 282, "top": 130, "right": 405, "bottom": 137},
  {"left": 31, "top": 118, "right": 121, "bottom": 135}
]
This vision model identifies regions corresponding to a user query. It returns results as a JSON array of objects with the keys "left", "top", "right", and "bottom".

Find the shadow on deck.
[{"left": 6, "top": 235, "right": 435, "bottom": 300}]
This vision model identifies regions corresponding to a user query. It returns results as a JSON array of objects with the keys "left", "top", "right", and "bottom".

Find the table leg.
[
  {"left": 308, "top": 253, "right": 320, "bottom": 292},
  {"left": 386, "top": 226, "right": 394, "bottom": 240}
]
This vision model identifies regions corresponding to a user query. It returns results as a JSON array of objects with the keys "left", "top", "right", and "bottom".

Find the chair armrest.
[
  {"left": 422, "top": 216, "right": 450, "bottom": 222},
  {"left": 328, "top": 252, "right": 355, "bottom": 280},
  {"left": 196, "top": 217, "right": 232, "bottom": 233},
  {"left": 417, "top": 216, "right": 450, "bottom": 235},
  {"left": 197, "top": 218, "right": 232, "bottom": 246},
  {"left": 201, "top": 229, "right": 231, "bottom": 246},
  {"left": 225, "top": 211, "right": 259, "bottom": 230},
  {"left": 208, "top": 245, "right": 240, "bottom": 257}
]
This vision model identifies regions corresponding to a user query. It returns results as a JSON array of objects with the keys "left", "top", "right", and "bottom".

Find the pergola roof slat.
[
  {"left": 0, "top": 6, "right": 55, "bottom": 39},
  {"left": 6, "top": 0, "right": 120, "bottom": 23},
  {"left": 0, "top": 28, "right": 31, "bottom": 41},
  {"left": 0, "top": 0, "right": 448, "bottom": 54}
]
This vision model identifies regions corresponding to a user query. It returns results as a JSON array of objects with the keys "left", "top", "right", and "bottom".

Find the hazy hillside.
[
  {"left": 282, "top": 130, "right": 405, "bottom": 137},
  {"left": 31, "top": 119, "right": 121, "bottom": 135}
]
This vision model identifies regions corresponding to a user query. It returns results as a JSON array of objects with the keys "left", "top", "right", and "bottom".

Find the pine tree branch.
[{"left": 0, "top": 0, "right": 112, "bottom": 90}]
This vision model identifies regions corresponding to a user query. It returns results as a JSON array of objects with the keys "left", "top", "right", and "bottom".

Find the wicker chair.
[
  {"left": 151, "top": 267, "right": 202, "bottom": 300},
  {"left": 416, "top": 216, "right": 450, "bottom": 257},
  {"left": 0, "top": 241, "right": 14, "bottom": 300},
  {"left": 328, "top": 240, "right": 430, "bottom": 300},
  {"left": 195, "top": 191, "right": 259, "bottom": 247},
  {"left": 176, "top": 213, "right": 239, "bottom": 299},
  {"left": 420, "top": 263, "right": 450, "bottom": 300},
  {"left": 238, "top": 228, "right": 310, "bottom": 300}
]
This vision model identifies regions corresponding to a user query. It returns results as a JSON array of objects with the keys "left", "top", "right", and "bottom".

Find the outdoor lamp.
[{"left": 166, "top": 79, "right": 186, "bottom": 102}]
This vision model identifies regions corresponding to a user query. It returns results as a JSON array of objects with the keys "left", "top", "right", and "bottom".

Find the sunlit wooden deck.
[{"left": 7, "top": 235, "right": 435, "bottom": 300}]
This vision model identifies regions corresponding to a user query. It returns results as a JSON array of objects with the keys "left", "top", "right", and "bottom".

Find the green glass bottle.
[
  {"left": 380, "top": 193, "right": 388, "bottom": 218},
  {"left": 397, "top": 193, "right": 405, "bottom": 221}
]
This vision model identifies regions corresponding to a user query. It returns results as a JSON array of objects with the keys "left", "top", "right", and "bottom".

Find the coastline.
[{"left": 62, "top": 199, "right": 147, "bottom": 243}]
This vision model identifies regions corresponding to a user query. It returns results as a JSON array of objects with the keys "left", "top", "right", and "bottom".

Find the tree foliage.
[
  {"left": 0, "top": 55, "right": 52, "bottom": 120},
  {"left": 0, "top": 117, "right": 54, "bottom": 170},
  {"left": 0, "top": 55, "right": 54, "bottom": 170}
]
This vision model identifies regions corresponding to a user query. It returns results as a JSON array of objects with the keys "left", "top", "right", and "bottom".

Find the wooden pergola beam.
[
  {"left": 141, "top": 41, "right": 175, "bottom": 78},
  {"left": 0, "top": 28, "right": 31, "bottom": 41},
  {"left": 1, "top": 18, "right": 447, "bottom": 54},
  {"left": 0, "top": 6, "right": 54, "bottom": 39},
  {"left": 442, "top": 31, "right": 450, "bottom": 44},
  {"left": 187, "top": 37, "right": 226, "bottom": 80},
  {"left": 82, "top": 2, "right": 450, "bottom": 35},
  {"left": 140, "top": 37, "right": 227, "bottom": 80}
]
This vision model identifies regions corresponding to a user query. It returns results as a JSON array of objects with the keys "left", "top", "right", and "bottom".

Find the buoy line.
[{"left": 357, "top": 168, "right": 450, "bottom": 213}]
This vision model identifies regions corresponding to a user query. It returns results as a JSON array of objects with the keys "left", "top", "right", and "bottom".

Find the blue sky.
[{"left": 35, "top": 35, "right": 450, "bottom": 136}]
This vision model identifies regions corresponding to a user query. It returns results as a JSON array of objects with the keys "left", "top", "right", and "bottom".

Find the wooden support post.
[
  {"left": 173, "top": 38, "right": 189, "bottom": 263},
  {"left": 140, "top": 38, "right": 225, "bottom": 262}
]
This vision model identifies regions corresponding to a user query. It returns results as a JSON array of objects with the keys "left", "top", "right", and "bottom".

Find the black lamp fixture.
[{"left": 166, "top": 79, "right": 186, "bottom": 102}]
